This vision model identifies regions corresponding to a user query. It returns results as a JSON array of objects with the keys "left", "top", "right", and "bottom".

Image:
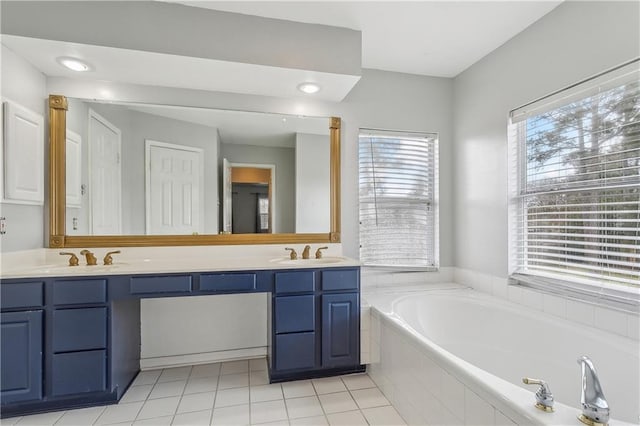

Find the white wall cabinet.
[{"left": 2, "top": 100, "right": 44, "bottom": 205}]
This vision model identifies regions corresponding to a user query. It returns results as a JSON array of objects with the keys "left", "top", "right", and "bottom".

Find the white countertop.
[{"left": 0, "top": 244, "right": 360, "bottom": 279}]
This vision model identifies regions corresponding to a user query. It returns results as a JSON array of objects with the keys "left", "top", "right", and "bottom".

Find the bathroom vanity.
[{"left": 0, "top": 263, "right": 362, "bottom": 418}]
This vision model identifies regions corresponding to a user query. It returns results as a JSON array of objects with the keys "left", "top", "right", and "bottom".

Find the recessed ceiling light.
[
  {"left": 297, "top": 82, "right": 321, "bottom": 94},
  {"left": 56, "top": 57, "right": 92, "bottom": 72}
]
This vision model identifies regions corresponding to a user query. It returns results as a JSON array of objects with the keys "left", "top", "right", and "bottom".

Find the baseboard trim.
[{"left": 140, "top": 347, "right": 267, "bottom": 370}]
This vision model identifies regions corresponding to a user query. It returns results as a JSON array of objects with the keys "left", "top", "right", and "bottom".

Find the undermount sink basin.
[
  {"left": 272, "top": 257, "right": 347, "bottom": 265},
  {"left": 29, "top": 263, "right": 129, "bottom": 274}
]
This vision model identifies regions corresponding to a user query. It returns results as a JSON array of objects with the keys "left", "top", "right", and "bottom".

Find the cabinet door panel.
[
  {"left": 1, "top": 311, "right": 42, "bottom": 403},
  {"left": 275, "top": 333, "right": 316, "bottom": 371},
  {"left": 321, "top": 293, "right": 359, "bottom": 368},
  {"left": 1, "top": 282, "right": 43, "bottom": 309},
  {"left": 51, "top": 350, "right": 107, "bottom": 396}
]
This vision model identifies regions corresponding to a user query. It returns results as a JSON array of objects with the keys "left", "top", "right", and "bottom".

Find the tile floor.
[{"left": 2, "top": 359, "right": 406, "bottom": 426}]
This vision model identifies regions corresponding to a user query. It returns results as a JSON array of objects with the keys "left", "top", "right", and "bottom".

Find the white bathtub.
[{"left": 365, "top": 285, "right": 639, "bottom": 425}]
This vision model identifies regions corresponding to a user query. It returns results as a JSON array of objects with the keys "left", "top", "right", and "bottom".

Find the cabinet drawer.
[
  {"left": 322, "top": 269, "right": 359, "bottom": 291},
  {"left": 275, "top": 271, "right": 315, "bottom": 294},
  {"left": 51, "top": 350, "right": 107, "bottom": 396},
  {"left": 53, "top": 279, "right": 106, "bottom": 305},
  {"left": 1, "top": 282, "right": 43, "bottom": 309},
  {"left": 275, "top": 332, "right": 316, "bottom": 371},
  {"left": 200, "top": 273, "right": 256, "bottom": 292},
  {"left": 275, "top": 295, "right": 315, "bottom": 333},
  {"left": 130, "top": 275, "right": 192, "bottom": 294},
  {"left": 53, "top": 308, "right": 107, "bottom": 353}
]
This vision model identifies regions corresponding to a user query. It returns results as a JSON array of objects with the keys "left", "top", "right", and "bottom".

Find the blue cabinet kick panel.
[{"left": 0, "top": 266, "right": 361, "bottom": 418}]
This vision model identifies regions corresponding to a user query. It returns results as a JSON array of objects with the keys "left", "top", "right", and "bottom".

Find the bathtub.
[{"left": 365, "top": 285, "right": 639, "bottom": 425}]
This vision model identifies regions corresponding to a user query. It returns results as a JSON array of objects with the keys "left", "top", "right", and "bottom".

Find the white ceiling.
[
  {"left": 169, "top": 1, "right": 563, "bottom": 77},
  {"left": 83, "top": 100, "right": 329, "bottom": 147},
  {"left": 1, "top": 35, "right": 360, "bottom": 102}
]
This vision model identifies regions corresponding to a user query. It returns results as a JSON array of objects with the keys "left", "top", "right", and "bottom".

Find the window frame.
[
  {"left": 508, "top": 59, "right": 640, "bottom": 306},
  {"left": 358, "top": 128, "right": 440, "bottom": 270}
]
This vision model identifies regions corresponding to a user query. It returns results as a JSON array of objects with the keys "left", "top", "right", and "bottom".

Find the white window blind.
[
  {"left": 509, "top": 60, "right": 640, "bottom": 291},
  {"left": 359, "top": 129, "right": 439, "bottom": 268}
]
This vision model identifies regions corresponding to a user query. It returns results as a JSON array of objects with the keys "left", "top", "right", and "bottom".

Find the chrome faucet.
[
  {"left": 522, "top": 377, "right": 554, "bottom": 412},
  {"left": 577, "top": 356, "right": 609, "bottom": 426}
]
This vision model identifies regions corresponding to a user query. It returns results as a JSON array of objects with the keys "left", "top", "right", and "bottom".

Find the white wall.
[
  {"left": 295, "top": 133, "right": 330, "bottom": 233},
  {"left": 0, "top": 45, "right": 47, "bottom": 252},
  {"left": 452, "top": 1, "right": 640, "bottom": 278}
]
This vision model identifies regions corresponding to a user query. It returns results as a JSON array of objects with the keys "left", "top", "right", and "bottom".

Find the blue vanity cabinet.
[
  {"left": 0, "top": 281, "right": 44, "bottom": 405},
  {"left": 269, "top": 267, "right": 362, "bottom": 382}
]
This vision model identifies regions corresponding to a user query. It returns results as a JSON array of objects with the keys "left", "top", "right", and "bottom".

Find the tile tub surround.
[
  {"left": 0, "top": 244, "right": 356, "bottom": 278},
  {"left": 453, "top": 267, "right": 639, "bottom": 342},
  {"left": 364, "top": 289, "right": 638, "bottom": 426},
  {"left": 2, "top": 359, "right": 406, "bottom": 426}
]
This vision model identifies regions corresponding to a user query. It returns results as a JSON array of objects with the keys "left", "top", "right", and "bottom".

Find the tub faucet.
[
  {"left": 577, "top": 356, "right": 609, "bottom": 426},
  {"left": 522, "top": 377, "right": 554, "bottom": 412}
]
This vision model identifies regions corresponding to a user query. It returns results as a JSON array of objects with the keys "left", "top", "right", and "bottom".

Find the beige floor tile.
[
  {"left": 350, "top": 387, "right": 390, "bottom": 409},
  {"left": 14, "top": 411, "right": 65, "bottom": 426},
  {"left": 55, "top": 406, "right": 106, "bottom": 425},
  {"left": 250, "top": 400, "right": 288, "bottom": 424},
  {"left": 219, "top": 372, "right": 249, "bottom": 390},
  {"left": 288, "top": 415, "right": 328, "bottom": 426},
  {"left": 211, "top": 404, "right": 250, "bottom": 425},
  {"left": 318, "top": 392, "right": 358, "bottom": 414},
  {"left": 132, "top": 415, "right": 173, "bottom": 425},
  {"left": 120, "top": 385, "right": 153, "bottom": 403},
  {"left": 132, "top": 370, "right": 161, "bottom": 386},
  {"left": 311, "top": 378, "right": 346, "bottom": 395},
  {"left": 95, "top": 402, "right": 144, "bottom": 425},
  {"left": 250, "top": 384, "right": 283, "bottom": 403},
  {"left": 136, "top": 396, "right": 180, "bottom": 420},
  {"left": 184, "top": 376, "right": 219, "bottom": 394},
  {"left": 285, "top": 396, "right": 323, "bottom": 419},
  {"left": 341, "top": 374, "right": 376, "bottom": 391},
  {"left": 157, "top": 366, "right": 192, "bottom": 383},
  {"left": 249, "top": 358, "right": 268, "bottom": 372},
  {"left": 326, "top": 410, "right": 368, "bottom": 426},
  {"left": 190, "top": 363, "right": 221, "bottom": 379},
  {"left": 250, "top": 370, "right": 270, "bottom": 386},
  {"left": 215, "top": 387, "right": 250, "bottom": 408},
  {"left": 172, "top": 409, "right": 212, "bottom": 426},
  {"left": 221, "top": 360, "right": 249, "bottom": 375},
  {"left": 177, "top": 391, "right": 216, "bottom": 413},
  {"left": 148, "top": 379, "right": 186, "bottom": 399},
  {"left": 361, "top": 406, "right": 406, "bottom": 425},
  {"left": 282, "top": 381, "right": 315, "bottom": 399}
]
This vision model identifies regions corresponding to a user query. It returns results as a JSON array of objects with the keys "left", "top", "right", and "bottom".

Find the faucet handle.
[
  {"left": 103, "top": 250, "right": 121, "bottom": 265},
  {"left": 522, "top": 377, "right": 554, "bottom": 412},
  {"left": 285, "top": 247, "right": 297, "bottom": 260},
  {"left": 315, "top": 246, "right": 329, "bottom": 259},
  {"left": 60, "top": 252, "right": 79, "bottom": 266}
]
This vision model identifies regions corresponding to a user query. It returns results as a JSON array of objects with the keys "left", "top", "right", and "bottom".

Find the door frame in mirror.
[{"left": 48, "top": 94, "right": 341, "bottom": 248}]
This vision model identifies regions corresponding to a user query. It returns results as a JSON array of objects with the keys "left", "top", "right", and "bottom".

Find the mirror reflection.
[{"left": 64, "top": 99, "right": 331, "bottom": 236}]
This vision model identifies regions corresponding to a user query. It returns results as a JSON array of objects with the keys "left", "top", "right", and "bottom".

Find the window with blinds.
[
  {"left": 359, "top": 129, "right": 439, "bottom": 268},
  {"left": 509, "top": 60, "right": 639, "bottom": 292}
]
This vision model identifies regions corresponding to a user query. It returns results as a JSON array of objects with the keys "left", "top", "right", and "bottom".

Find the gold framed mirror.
[{"left": 48, "top": 94, "right": 341, "bottom": 248}]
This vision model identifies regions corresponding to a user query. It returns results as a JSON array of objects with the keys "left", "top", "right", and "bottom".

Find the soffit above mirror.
[{"left": 0, "top": 1, "right": 362, "bottom": 101}]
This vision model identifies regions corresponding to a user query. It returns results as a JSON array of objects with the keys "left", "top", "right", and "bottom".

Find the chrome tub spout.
[{"left": 577, "top": 356, "right": 609, "bottom": 425}]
